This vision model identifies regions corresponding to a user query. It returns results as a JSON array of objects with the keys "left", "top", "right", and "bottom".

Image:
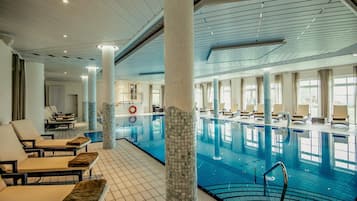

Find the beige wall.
[
  {"left": 0, "top": 40, "right": 12, "bottom": 124},
  {"left": 45, "top": 80, "right": 83, "bottom": 121}
]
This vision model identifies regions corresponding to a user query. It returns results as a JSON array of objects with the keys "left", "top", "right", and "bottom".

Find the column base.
[
  {"left": 102, "top": 102, "right": 115, "bottom": 149},
  {"left": 165, "top": 106, "right": 197, "bottom": 201}
]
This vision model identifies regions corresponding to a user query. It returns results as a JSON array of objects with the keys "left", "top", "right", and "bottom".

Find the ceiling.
[
  {"left": 0, "top": 0, "right": 163, "bottom": 80},
  {"left": 0, "top": 0, "right": 356, "bottom": 82},
  {"left": 117, "top": 0, "right": 357, "bottom": 80}
]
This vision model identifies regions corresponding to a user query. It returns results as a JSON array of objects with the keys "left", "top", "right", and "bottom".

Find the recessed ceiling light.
[
  {"left": 62, "top": 0, "right": 69, "bottom": 4},
  {"left": 353, "top": 53, "right": 357, "bottom": 57},
  {"left": 97, "top": 44, "right": 119, "bottom": 50},
  {"left": 63, "top": 34, "right": 68, "bottom": 38},
  {"left": 63, "top": 50, "right": 67, "bottom": 54},
  {"left": 64, "top": 72, "right": 67, "bottom": 75},
  {"left": 210, "top": 31, "right": 214, "bottom": 36}
]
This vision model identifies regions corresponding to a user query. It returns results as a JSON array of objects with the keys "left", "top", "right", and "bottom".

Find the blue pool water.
[{"left": 85, "top": 115, "right": 357, "bottom": 200}]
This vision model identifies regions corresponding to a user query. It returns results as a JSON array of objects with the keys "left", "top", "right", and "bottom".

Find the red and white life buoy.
[{"left": 128, "top": 105, "right": 137, "bottom": 114}]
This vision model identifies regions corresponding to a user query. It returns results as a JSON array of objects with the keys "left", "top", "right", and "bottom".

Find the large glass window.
[
  {"left": 152, "top": 88, "right": 161, "bottom": 106},
  {"left": 298, "top": 79, "right": 320, "bottom": 117},
  {"left": 271, "top": 82, "right": 282, "bottom": 105},
  {"left": 333, "top": 76, "right": 356, "bottom": 124},
  {"left": 244, "top": 85, "right": 257, "bottom": 109},
  {"left": 220, "top": 85, "right": 231, "bottom": 110},
  {"left": 194, "top": 87, "right": 203, "bottom": 109}
]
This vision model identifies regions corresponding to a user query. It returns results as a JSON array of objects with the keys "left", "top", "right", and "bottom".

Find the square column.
[{"left": 81, "top": 75, "right": 88, "bottom": 122}]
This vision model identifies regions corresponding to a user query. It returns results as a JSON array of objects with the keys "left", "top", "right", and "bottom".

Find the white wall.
[
  {"left": 46, "top": 80, "right": 83, "bottom": 121},
  {"left": 0, "top": 40, "right": 12, "bottom": 124},
  {"left": 25, "top": 61, "right": 44, "bottom": 132}
]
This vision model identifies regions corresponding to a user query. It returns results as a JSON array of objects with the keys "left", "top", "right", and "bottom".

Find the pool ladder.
[{"left": 263, "top": 161, "right": 288, "bottom": 201}]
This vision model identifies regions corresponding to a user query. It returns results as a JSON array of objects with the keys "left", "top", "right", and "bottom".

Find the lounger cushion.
[
  {"left": 16, "top": 156, "right": 77, "bottom": 173},
  {"left": 35, "top": 138, "right": 89, "bottom": 149},
  {"left": 10, "top": 120, "right": 43, "bottom": 141},
  {"left": 0, "top": 184, "right": 73, "bottom": 201},
  {"left": 0, "top": 125, "right": 28, "bottom": 171}
]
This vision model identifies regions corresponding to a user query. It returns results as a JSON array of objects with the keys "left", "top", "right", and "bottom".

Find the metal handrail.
[{"left": 263, "top": 161, "right": 288, "bottom": 201}]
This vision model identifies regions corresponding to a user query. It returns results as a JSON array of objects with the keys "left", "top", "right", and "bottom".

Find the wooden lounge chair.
[
  {"left": 11, "top": 120, "right": 90, "bottom": 155},
  {"left": 241, "top": 104, "right": 255, "bottom": 118},
  {"left": 272, "top": 104, "right": 284, "bottom": 120},
  {"left": 254, "top": 104, "right": 264, "bottom": 120},
  {"left": 0, "top": 124, "right": 98, "bottom": 181},
  {"left": 291, "top": 104, "right": 310, "bottom": 124},
  {"left": 223, "top": 104, "right": 239, "bottom": 117},
  {"left": 0, "top": 175, "right": 108, "bottom": 201},
  {"left": 331, "top": 105, "right": 349, "bottom": 127}
]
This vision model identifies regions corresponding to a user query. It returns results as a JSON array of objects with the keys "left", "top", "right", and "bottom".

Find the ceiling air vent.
[
  {"left": 89, "top": 58, "right": 95, "bottom": 61},
  {"left": 48, "top": 54, "right": 56, "bottom": 57},
  {"left": 77, "top": 57, "right": 83, "bottom": 60},
  {"left": 62, "top": 56, "right": 69, "bottom": 58},
  {"left": 139, "top": 71, "right": 164, "bottom": 76},
  {"left": 32, "top": 53, "right": 40, "bottom": 56}
]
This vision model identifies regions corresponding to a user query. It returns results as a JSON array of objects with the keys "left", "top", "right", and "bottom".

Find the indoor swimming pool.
[{"left": 85, "top": 115, "right": 357, "bottom": 200}]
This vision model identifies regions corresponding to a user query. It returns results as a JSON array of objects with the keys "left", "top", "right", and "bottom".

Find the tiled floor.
[{"left": 37, "top": 123, "right": 215, "bottom": 201}]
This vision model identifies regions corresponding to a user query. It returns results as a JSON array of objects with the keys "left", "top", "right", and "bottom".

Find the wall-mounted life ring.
[{"left": 128, "top": 105, "right": 137, "bottom": 114}]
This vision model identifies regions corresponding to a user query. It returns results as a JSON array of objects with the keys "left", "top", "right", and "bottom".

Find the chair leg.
[
  {"left": 89, "top": 169, "right": 92, "bottom": 178},
  {"left": 78, "top": 173, "right": 83, "bottom": 181},
  {"left": 73, "top": 149, "right": 77, "bottom": 156},
  {"left": 85, "top": 145, "right": 88, "bottom": 152}
]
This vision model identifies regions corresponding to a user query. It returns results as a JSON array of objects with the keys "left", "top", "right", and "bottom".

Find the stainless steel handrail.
[{"left": 263, "top": 161, "right": 288, "bottom": 201}]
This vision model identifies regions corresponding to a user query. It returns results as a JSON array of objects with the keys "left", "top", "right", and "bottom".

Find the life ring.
[
  {"left": 129, "top": 116, "right": 137, "bottom": 124},
  {"left": 128, "top": 105, "right": 137, "bottom": 114}
]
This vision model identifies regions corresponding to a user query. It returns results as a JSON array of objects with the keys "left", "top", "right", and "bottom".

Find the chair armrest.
[
  {"left": 20, "top": 139, "right": 36, "bottom": 148},
  {"left": 1, "top": 173, "right": 27, "bottom": 185},
  {"left": 0, "top": 160, "right": 18, "bottom": 173},
  {"left": 24, "top": 148, "right": 44, "bottom": 157},
  {"left": 41, "top": 133, "right": 54, "bottom": 139}
]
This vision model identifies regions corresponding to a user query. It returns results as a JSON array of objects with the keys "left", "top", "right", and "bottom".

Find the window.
[
  {"left": 152, "top": 88, "right": 160, "bottom": 106},
  {"left": 208, "top": 86, "right": 213, "bottom": 105},
  {"left": 194, "top": 87, "right": 203, "bottom": 109},
  {"left": 221, "top": 122, "right": 232, "bottom": 143},
  {"left": 332, "top": 76, "right": 356, "bottom": 124},
  {"left": 298, "top": 79, "right": 320, "bottom": 117},
  {"left": 271, "top": 82, "right": 282, "bottom": 105},
  {"left": 220, "top": 85, "right": 231, "bottom": 110},
  {"left": 244, "top": 85, "right": 257, "bottom": 109}
]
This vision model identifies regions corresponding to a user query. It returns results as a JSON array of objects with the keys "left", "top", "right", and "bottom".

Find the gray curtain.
[
  {"left": 318, "top": 69, "right": 332, "bottom": 118},
  {"left": 149, "top": 84, "right": 153, "bottom": 112},
  {"left": 256, "top": 76, "right": 263, "bottom": 104},
  {"left": 161, "top": 85, "right": 165, "bottom": 108},
  {"left": 292, "top": 72, "right": 299, "bottom": 114},
  {"left": 12, "top": 54, "right": 26, "bottom": 120},
  {"left": 240, "top": 79, "right": 244, "bottom": 110}
]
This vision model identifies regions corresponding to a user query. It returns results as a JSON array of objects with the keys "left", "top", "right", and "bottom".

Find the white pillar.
[
  {"left": 81, "top": 75, "right": 88, "bottom": 122},
  {"left": 213, "top": 79, "right": 221, "bottom": 160},
  {"left": 263, "top": 72, "right": 272, "bottom": 124},
  {"left": 88, "top": 67, "right": 97, "bottom": 130},
  {"left": 25, "top": 61, "right": 44, "bottom": 132},
  {"left": 164, "top": 0, "right": 196, "bottom": 200},
  {"left": 100, "top": 45, "right": 116, "bottom": 149}
]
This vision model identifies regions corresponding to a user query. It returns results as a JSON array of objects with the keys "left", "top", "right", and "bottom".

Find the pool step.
[{"left": 204, "top": 183, "right": 342, "bottom": 201}]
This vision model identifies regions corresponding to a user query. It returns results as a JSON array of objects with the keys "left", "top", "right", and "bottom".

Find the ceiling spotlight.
[
  {"left": 63, "top": 34, "right": 68, "bottom": 38},
  {"left": 353, "top": 53, "right": 357, "bottom": 57},
  {"left": 86, "top": 66, "right": 99, "bottom": 71},
  {"left": 62, "top": 0, "right": 69, "bottom": 4},
  {"left": 80, "top": 75, "right": 88, "bottom": 79},
  {"left": 263, "top": 67, "right": 271, "bottom": 72},
  {"left": 64, "top": 72, "right": 67, "bottom": 75},
  {"left": 210, "top": 31, "right": 214, "bottom": 36},
  {"left": 63, "top": 50, "right": 67, "bottom": 54},
  {"left": 97, "top": 44, "right": 119, "bottom": 51}
]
